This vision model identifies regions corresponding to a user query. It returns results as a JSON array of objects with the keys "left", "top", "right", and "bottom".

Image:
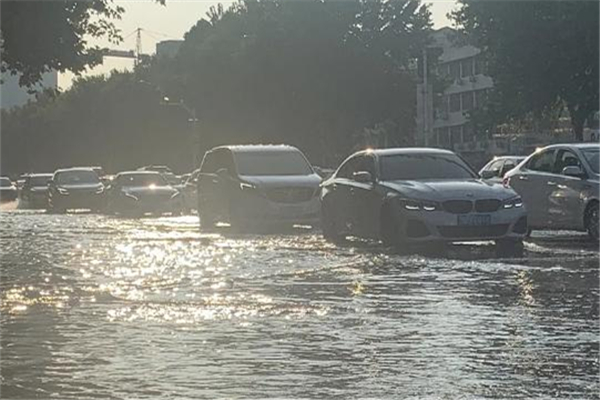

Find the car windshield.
[
  {"left": 0, "top": 178, "right": 12, "bottom": 187},
  {"left": 162, "top": 173, "right": 181, "bottom": 185},
  {"left": 380, "top": 153, "right": 477, "bottom": 181},
  {"left": 29, "top": 175, "right": 52, "bottom": 186},
  {"left": 582, "top": 148, "right": 600, "bottom": 174},
  {"left": 235, "top": 151, "right": 313, "bottom": 176},
  {"left": 118, "top": 173, "right": 168, "bottom": 187},
  {"left": 55, "top": 170, "right": 100, "bottom": 185}
]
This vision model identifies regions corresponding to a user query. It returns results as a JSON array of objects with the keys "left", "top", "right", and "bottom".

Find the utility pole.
[
  {"left": 135, "top": 28, "right": 142, "bottom": 67},
  {"left": 422, "top": 47, "right": 429, "bottom": 147}
]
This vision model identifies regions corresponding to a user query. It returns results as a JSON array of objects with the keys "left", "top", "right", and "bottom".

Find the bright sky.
[{"left": 59, "top": 0, "right": 457, "bottom": 89}]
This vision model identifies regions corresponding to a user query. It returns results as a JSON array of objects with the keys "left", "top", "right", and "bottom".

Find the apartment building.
[{"left": 416, "top": 27, "right": 493, "bottom": 149}]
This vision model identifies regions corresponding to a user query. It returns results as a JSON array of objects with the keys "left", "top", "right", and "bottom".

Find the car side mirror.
[
  {"left": 480, "top": 170, "right": 497, "bottom": 179},
  {"left": 562, "top": 166, "right": 584, "bottom": 178},
  {"left": 353, "top": 171, "right": 373, "bottom": 183},
  {"left": 216, "top": 168, "right": 231, "bottom": 179}
]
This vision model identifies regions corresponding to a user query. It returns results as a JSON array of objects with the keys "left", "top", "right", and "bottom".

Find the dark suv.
[{"left": 48, "top": 168, "right": 105, "bottom": 212}]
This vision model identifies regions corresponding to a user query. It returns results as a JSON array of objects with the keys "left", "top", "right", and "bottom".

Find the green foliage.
[
  {"left": 1, "top": 0, "right": 432, "bottom": 173},
  {"left": 453, "top": 0, "right": 599, "bottom": 140},
  {"left": 1, "top": 0, "right": 127, "bottom": 86}
]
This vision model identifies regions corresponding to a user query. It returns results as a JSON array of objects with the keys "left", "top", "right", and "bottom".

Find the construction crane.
[{"left": 102, "top": 27, "right": 171, "bottom": 65}]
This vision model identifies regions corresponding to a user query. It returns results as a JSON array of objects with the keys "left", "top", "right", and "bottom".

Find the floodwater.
[{"left": 1, "top": 209, "right": 599, "bottom": 399}]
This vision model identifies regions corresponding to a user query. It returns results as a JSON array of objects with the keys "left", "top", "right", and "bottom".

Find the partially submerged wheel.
[
  {"left": 321, "top": 204, "right": 344, "bottom": 243},
  {"left": 495, "top": 238, "right": 524, "bottom": 258},
  {"left": 585, "top": 202, "right": 599, "bottom": 241},
  {"left": 380, "top": 205, "right": 404, "bottom": 248}
]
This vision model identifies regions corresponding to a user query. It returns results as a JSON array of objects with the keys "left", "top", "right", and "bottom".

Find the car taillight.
[{"left": 502, "top": 176, "right": 511, "bottom": 188}]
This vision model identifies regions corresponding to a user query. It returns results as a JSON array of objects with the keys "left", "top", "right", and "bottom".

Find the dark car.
[
  {"left": 320, "top": 148, "right": 527, "bottom": 254},
  {"left": 0, "top": 177, "right": 18, "bottom": 202},
  {"left": 48, "top": 168, "right": 105, "bottom": 213},
  {"left": 19, "top": 173, "right": 53, "bottom": 209},
  {"left": 105, "top": 171, "right": 182, "bottom": 216},
  {"left": 197, "top": 145, "right": 321, "bottom": 230}
]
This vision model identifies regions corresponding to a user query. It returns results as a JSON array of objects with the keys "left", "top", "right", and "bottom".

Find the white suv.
[
  {"left": 197, "top": 145, "right": 321, "bottom": 230},
  {"left": 504, "top": 143, "right": 599, "bottom": 240}
]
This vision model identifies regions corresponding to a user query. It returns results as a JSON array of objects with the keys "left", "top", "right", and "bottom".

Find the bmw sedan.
[
  {"left": 197, "top": 145, "right": 321, "bottom": 230},
  {"left": 320, "top": 148, "right": 528, "bottom": 254},
  {"left": 48, "top": 168, "right": 105, "bottom": 212},
  {"left": 504, "top": 143, "right": 599, "bottom": 240},
  {"left": 105, "top": 171, "right": 182, "bottom": 216}
]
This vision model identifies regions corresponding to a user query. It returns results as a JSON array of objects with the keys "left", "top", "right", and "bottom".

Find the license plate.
[{"left": 457, "top": 214, "right": 491, "bottom": 226}]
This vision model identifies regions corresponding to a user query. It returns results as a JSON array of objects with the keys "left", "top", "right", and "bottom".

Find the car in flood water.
[
  {"left": 105, "top": 171, "right": 182, "bottom": 216},
  {"left": 320, "top": 148, "right": 528, "bottom": 254},
  {"left": 0, "top": 177, "right": 18, "bottom": 202},
  {"left": 197, "top": 145, "right": 321, "bottom": 230},
  {"left": 504, "top": 143, "right": 600, "bottom": 240},
  {"left": 48, "top": 168, "right": 105, "bottom": 213},
  {"left": 19, "top": 173, "right": 53, "bottom": 209}
]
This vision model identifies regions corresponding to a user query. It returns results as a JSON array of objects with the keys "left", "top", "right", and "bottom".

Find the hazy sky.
[{"left": 59, "top": 0, "right": 457, "bottom": 89}]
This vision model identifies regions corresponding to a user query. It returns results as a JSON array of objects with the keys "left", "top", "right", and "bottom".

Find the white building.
[
  {"left": 416, "top": 27, "right": 493, "bottom": 148},
  {"left": 0, "top": 69, "right": 58, "bottom": 110}
]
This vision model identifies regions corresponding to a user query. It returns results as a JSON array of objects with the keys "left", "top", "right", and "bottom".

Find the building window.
[
  {"left": 461, "top": 58, "right": 474, "bottom": 78},
  {"left": 450, "top": 125, "right": 463, "bottom": 146},
  {"left": 449, "top": 61, "right": 461, "bottom": 80},
  {"left": 474, "top": 89, "right": 488, "bottom": 107},
  {"left": 461, "top": 92, "right": 474, "bottom": 111},
  {"left": 450, "top": 93, "right": 461, "bottom": 112},
  {"left": 474, "top": 56, "right": 486, "bottom": 75}
]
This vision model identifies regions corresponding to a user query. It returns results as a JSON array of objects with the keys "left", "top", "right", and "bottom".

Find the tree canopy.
[
  {"left": 1, "top": 0, "right": 131, "bottom": 86},
  {"left": 1, "top": 0, "right": 433, "bottom": 174},
  {"left": 453, "top": 0, "right": 599, "bottom": 140}
]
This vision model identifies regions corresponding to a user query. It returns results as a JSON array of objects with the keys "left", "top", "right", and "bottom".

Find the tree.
[
  {"left": 453, "top": 0, "right": 599, "bottom": 141},
  {"left": 1, "top": 0, "right": 128, "bottom": 86}
]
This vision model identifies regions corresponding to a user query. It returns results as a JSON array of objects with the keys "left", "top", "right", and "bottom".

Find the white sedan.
[
  {"left": 320, "top": 148, "right": 528, "bottom": 255},
  {"left": 504, "top": 143, "right": 599, "bottom": 240}
]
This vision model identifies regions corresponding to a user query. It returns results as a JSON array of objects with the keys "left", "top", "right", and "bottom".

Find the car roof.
[
  {"left": 28, "top": 173, "right": 53, "bottom": 177},
  {"left": 353, "top": 147, "right": 457, "bottom": 157},
  {"left": 116, "top": 171, "right": 162, "bottom": 176},
  {"left": 211, "top": 144, "right": 301, "bottom": 153},
  {"left": 543, "top": 143, "right": 600, "bottom": 150},
  {"left": 54, "top": 167, "right": 97, "bottom": 174}
]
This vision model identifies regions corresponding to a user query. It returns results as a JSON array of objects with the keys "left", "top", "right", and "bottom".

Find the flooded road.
[{"left": 1, "top": 209, "right": 599, "bottom": 399}]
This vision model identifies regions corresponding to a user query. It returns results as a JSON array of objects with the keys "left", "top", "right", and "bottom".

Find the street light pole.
[{"left": 162, "top": 97, "right": 200, "bottom": 170}]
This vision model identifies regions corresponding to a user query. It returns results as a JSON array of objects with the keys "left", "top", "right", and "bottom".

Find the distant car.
[
  {"left": 19, "top": 173, "right": 53, "bottom": 208},
  {"left": 504, "top": 143, "right": 600, "bottom": 240},
  {"left": 0, "top": 177, "right": 18, "bottom": 202},
  {"left": 105, "top": 171, "right": 182, "bottom": 216},
  {"left": 138, "top": 165, "right": 173, "bottom": 174},
  {"left": 320, "top": 148, "right": 528, "bottom": 254},
  {"left": 48, "top": 168, "right": 105, "bottom": 213},
  {"left": 197, "top": 145, "right": 321, "bottom": 229},
  {"left": 479, "top": 156, "right": 526, "bottom": 183}
]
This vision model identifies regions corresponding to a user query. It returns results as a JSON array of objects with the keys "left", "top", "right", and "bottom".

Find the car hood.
[
  {"left": 122, "top": 186, "right": 176, "bottom": 195},
  {"left": 239, "top": 174, "right": 321, "bottom": 188},
  {"left": 58, "top": 183, "right": 103, "bottom": 191},
  {"left": 379, "top": 179, "right": 517, "bottom": 201}
]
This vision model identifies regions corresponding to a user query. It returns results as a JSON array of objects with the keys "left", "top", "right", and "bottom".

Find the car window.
[
  {"left": 582, "top": 148, "right": 599, "bottom": 174},
  {"left": 336, "top": 156, "right": 362, "bottom": 179},
  {"left": 527, "top": 149, "right": 556, "bottom": 173},
  {"left": 55, "top": 170, "right": 100, "bottom": 185},
  {"left": 379, "top": 153, "right": 477, "bottom": 180},
  {"left": 485, "top": 159, "right": 504, "bottom": 176},
  {"left": 200, "top": 151, "right": 219, "bottom": 173},
  {"left": 554, "top": 150, "right": 583, "bottom": 174},
  {"left": 117, "top": 173, "right": 168, "bottom": 187},
  {"left": 0, "top": 177, "right": 12, "bottom": 187},
  {"left": 234, "top": 150, "right": 312, "bottom": 176}
]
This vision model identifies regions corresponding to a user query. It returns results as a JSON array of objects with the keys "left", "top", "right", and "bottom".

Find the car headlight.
[
  {"left": 397, "top": 198, "right": 439, "bottom": 212},
  {"left": 503, "top": 196, "right": 523, "bottom": 209},
  {"left": 57, "top": 187, "right": 69, "bottom": 195}
]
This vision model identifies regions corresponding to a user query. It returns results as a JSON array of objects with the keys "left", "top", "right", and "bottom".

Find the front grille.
[
  {"left": 443, "top": 200, "right": 473, "bottom": 214},
  {"left": 266, "top": 187, "right": 315, "bottom": 204},
  {"left": 475, "top": 199, "right": 501, "bottom": 213},
  {"left": 438, "top": 224, "right": 509, "bottom": 239}
]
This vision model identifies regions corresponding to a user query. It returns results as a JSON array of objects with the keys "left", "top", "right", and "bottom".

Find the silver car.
[
  {"left": 504, "top": 143, "right": 599, "bottom": 240},
  {"left": 479, "top": 156, "right": 526, "bottom": 183},
  {"left": 320, "top": 148, "right": 528, "bottom": 254},
  {"left": 197, "top": 145, "right": 321, "bottom": 230}
]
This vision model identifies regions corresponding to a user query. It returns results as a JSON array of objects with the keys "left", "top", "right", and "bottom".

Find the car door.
[
  {"left": 510, "top": 149, "right": 557, "bottom": 228},
  {"left": 547, "top": 148, "right": 587, "bottom": 230},
  {"left": 350, "top": 155, "right": 384, "bottom": 238},
  {"left": 327, "top": 156, "right": 362, "bottom": 234},
  {"left": 197, "top": 150, "right": 225, "bottom": 219}
]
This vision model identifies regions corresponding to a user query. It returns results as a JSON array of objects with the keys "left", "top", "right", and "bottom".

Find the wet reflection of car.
[
  {"left": 105, "top": 171, "right": 182, "bottom": 216},
  {"left": 48, "top": 168, "right": 105, "bottom": 213},
  {"left": 504, "top": 143, "right": 599, "bottom": 240},
  {"left": 320, "top": 148, "right": 528, "bottom": 254},
  {"left": 479, "top": 156, "right": 526, "bottom": 183},
  {"left": 197, "top": 145, "right": 321, "bottom": 230},
  {"left": 0, "top": 177, "right": 18, "bottom": 202},
  {"left": 19, "top": 173, "right": 53, "bottom": 209}
]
